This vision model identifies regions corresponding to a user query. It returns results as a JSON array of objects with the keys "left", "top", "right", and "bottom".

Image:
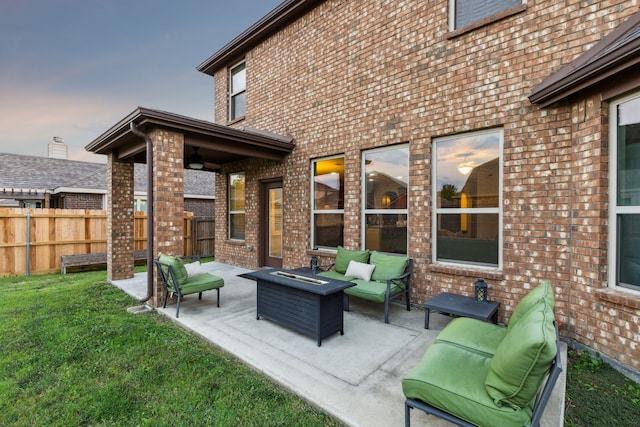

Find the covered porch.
[
  {"left": 85, "top": 107, "right": 294, "bottom": 308},
  {"left": 110, "top": 260, "right": 567, "bottom": 427}
]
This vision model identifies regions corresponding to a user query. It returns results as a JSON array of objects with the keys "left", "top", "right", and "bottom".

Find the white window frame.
[
  {"left": 311, "top": 155, "right": 345, "bottom": 250},
  {"left": 361, "top": 144, "right": 409, "bottom": 254},
  {"left": 432, "top": 128, "right": 503, "bottom": 269},
  {"left": 608, "top": 91, "right": 640, "bottom": 293},
  {"left": 449, "top": 0, "right": 525, "bottom": 31},
  {"left": 229, "top": 60, "right": 246, "bottom": 121}
]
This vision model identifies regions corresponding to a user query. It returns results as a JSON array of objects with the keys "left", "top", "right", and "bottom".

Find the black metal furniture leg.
[{"left": 405, "top": 400, "right": 411, "bottom": 427}]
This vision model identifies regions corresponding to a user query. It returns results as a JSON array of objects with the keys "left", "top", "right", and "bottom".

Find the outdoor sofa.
[
  {"left": 402, "top": 280, "right": 562, "bottom": 427},
  {"left": 154, "top": 254, "right": 224, "bottom": 318},
  {"left": 315, "top": 246, "right": 412, "bottom": 323}
]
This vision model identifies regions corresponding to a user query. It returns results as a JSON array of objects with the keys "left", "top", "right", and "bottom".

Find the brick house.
[
  {"left": 0, "top": 152, "right": 215, "bottom": 213},
  {"left": 87, "top": 1, "right": 640, "bottom": 379}
]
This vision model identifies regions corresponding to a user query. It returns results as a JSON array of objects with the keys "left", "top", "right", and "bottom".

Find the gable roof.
[
  {"left": 530, "top": 10, "right": 640, "bottom": 107},
  {"left": 197, "top": 0, "right": 325, "bottom": 76},
  {"left": 0, "top": 152, "right": 215, "bottom": 199}
]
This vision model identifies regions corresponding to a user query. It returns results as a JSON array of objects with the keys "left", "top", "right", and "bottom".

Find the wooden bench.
[{"left": 61, "top": 250, "right": 148, "bottom": 274}]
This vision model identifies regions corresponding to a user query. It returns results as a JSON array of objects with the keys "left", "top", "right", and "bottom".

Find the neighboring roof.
[
  {"left": 0, "top": 152, "right": 215, "bottom": 199},
  {"left": 197, "top": 0, "right": 325, "bottom": 76},
  {"left": 530, "top": 10, "right": 640, "bottom": 107},
  {"left": 85, "top": 107, "right": 294, "bottom": 168}
]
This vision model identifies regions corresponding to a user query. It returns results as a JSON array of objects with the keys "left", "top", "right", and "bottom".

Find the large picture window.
[
  {"left": 610, "top": 93, "right": 640, "bottom": 291},
  {"left": 229, "top": 61, "right": 246, "bottom": 120},
  {"left": 229, "top": 172, "right": 245, "bottom": 240},
  {"left": 433, "top": 129, "right": 502, "bottom": 267},
  {"left": 450, "top": 0, "right": 523, "bottom": 30},
  {"left": 363, "top": 145, "right": 409, "bottom": 254},
  {"left": 312, "top": 156, "right": 344, "bottom": 249}
]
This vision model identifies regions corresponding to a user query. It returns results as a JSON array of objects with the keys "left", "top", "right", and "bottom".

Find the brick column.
[
  {"left": 150, "top": 128, "right": 185, "bottom": 308},
  {"left": 107, "top": 154, "right": 135, "bottom": 280}
]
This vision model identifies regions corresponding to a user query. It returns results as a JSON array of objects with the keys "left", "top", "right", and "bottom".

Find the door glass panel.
[{"left": 269, "top": 188, "right": 282, "bottom": 258}]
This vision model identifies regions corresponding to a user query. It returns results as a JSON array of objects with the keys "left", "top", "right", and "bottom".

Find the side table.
[{"left": 424, "top": 292, "right": 499, "bottom": 329}]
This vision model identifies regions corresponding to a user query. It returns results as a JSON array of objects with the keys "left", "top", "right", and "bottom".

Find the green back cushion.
[
  {"left": 334, "top": 246, "right": 369, "bottom": 274},
  {"left": 159, "top": 254, "right": 189, "bottom": 288},
  {"left": 370, "top": 251, "right": 409, "bottom": 282},
  {"left": 485, "top": 301, "right": 557, "bottom": 409},
  {"left": 509, "top": 280, "right": 555, "bottom": 329}
]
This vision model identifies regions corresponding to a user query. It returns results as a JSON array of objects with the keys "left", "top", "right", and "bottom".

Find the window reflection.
[
  {"left": 434, "top": 130, "right": 501, "bottom": 266},
  {"left": 312, "top": 157, "right": 344, "bottom": 248},
  {"left": 229, "top": 172, "right": 245, "bottom": 240},
  {"left": 364, "top": 145, "right": 409, "bottom": 254}
]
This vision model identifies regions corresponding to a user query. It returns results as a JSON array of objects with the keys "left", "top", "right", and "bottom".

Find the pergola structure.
[{"left": 85, "top": 107, "right": 294, "bottom": 307}]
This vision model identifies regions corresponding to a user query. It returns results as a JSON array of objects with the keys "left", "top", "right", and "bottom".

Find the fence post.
[{"left": 25, "top": 212, "right": 31, "bottom": 276}]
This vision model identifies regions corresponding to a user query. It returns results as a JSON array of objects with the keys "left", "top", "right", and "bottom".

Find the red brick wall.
[
  {"left": 215, "top": 159, "right": 284, "bottom": 268},
  {"left": 107, "top": 156, "right": 134, "bottom": 281},
  {"left": 184, "top": 198, "right": 214, "bottom": 217},
  {"left": 151, "top": 129, "right": 185, "bottom": 308},
  {"left": 61, "top": 193, "right": 105, "bottom": 210},
  {"left": 212, "top": 1, "right": 640, "bottom": 372}
]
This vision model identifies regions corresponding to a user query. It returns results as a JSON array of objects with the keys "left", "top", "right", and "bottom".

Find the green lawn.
[
  {"left": 1, "top": 270, "right": 639, "bottom": 426},
  {"left": 0, "top": 271, "right": 343, "bottom": 427}
]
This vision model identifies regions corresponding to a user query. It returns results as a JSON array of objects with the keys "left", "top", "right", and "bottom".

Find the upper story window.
[
  {"left": 311, "top": 156, "right": 344, "bottom": 249},
  {"left": 433, "top": 129, "right": 502, "bottom": 268},
  {"left": 609, "top": 92, "right": 640, "bottom": 292},
  {"left": 229, "top": 61, "right": 246, "bottom": 121},
  {"left": 363, "top": 145, "right": 409, "bottom": 254},
  {"left": 450, "top": 0, "right": 523, "bottom": 30},
  {"left": 229, "top": 172, "right": 245, "bottom": 240}
]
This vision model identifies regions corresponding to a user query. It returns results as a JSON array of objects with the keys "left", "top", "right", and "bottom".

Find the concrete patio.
[{"left": 111, "top": 261, "right": 566, "bottom": 427}]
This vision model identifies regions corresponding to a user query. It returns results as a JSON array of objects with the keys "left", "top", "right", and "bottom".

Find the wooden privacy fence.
[
  {"left": 0, "top": 208, "right": 194, "bottom": 277},
  {"left": 192, "top": 216, "right": 215, "bottom": 257}
]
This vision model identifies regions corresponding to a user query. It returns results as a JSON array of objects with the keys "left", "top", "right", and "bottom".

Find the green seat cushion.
[
  {"left": 435, "top": 317, "right": 508, "bottom": 357},
  {"left": 180, "top": 273, "right": 224, "bottom": 295},
  {"left": 159, "top": 254, "right": 189, "bottom": 288},
  {"left": 317, "top": 270, "right": 354, "bottom": 282},
  {"left": 334, "top": 246, "right": 370, "bottom": 274},
  {"left": 344, "top": 279, "right": 402, "bottom": 303},
  {"left": 402, "top": 342, "right": 532, "bottom": 427},
  {"left": 369, "top": 251, "right": 408, "bottom": 282},
  {"left": 509, "top": 280, "right": 555, "bottom": 329},
  {"left": 485, "top": 301, "right": 557, "bottom": 409}
]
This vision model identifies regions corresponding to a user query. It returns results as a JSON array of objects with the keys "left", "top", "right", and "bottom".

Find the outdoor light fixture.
[
  {"left": 474, "top": 278, "right": 488, "bottom": 302},
  {"left": 189, "top": 147, "right": 204, "bottom": 170}
]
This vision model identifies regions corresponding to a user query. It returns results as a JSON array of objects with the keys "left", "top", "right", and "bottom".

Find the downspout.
[{"left": 130, "top": 122, "right": 154, "bottom": 303}]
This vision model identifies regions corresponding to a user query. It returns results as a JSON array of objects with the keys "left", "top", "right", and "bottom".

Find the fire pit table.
[{"left": 240, "top": 267, "right": 355, "bottom": 346}]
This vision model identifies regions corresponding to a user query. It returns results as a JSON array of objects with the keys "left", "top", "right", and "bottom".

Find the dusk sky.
[{"left": 0, "top": 0, "right": 282, "bottom": 163}]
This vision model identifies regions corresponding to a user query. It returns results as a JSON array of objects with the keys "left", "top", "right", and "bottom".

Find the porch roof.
[
  {"left": 529, "top": 10, "right": 640, "bottom": 107},
  {"left": 85, "top": 107, "right": 294, "bottom": 170}
]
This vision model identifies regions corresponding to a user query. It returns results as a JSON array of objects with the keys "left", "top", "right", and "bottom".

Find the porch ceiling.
[{"left": 85, "top": 107, "right": 294, "bottom": 170}]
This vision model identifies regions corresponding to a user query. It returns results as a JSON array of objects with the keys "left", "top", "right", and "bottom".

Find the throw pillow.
[
  {"left": 508, "top": 280, "right": 555, "bottom": 329},
  {"left": 370, "top": 251, "right": 409, "bottom": 282},
  {"left": 345, "top": 260, "right": 376, "bottom": 281},
  {"left": 158, "top": 254, "right": 189, "bottom": 287},
  {"left": 334, "top": 246, "right": 370, "bottom": 274},
  {"left": 485, "top": 301, "right": 557, "bottom": 409},
  {"left": 184, "top": 260, "right": 204, "bottom": 277}
]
